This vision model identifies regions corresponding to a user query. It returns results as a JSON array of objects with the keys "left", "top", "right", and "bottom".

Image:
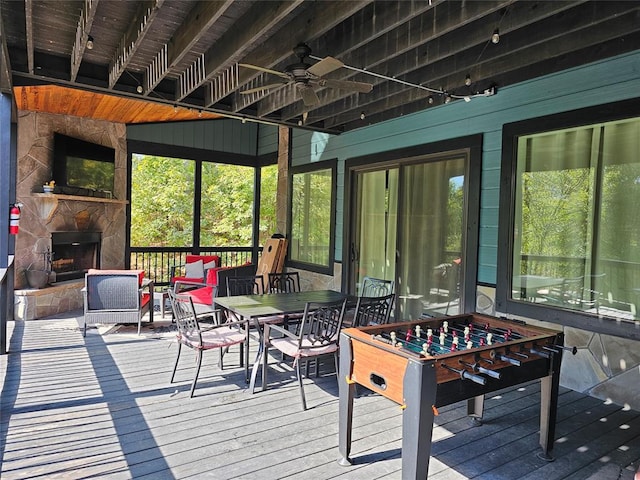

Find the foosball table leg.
[
  {"left": 338, "top": 334, "right": 355, "bottom": 467},
  {"left": 467, "top": 395, "right": 485, "bottom": 424},
  {"left": 402, "top": 361, "right": 438, "bottom": 480},
  {"left": 538, "top": 345, "right": 563, "bottom": 461}
]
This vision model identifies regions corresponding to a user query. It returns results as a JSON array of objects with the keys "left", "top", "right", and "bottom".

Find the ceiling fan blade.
[
  {"left": 238, "top": 63, "right": 290, "bottom": 80},
  {"left": 307, "top": 56, "right": 343, "bottom": 77},
  {"left": 297, "top": 84, "right": 320, "bottom": 106},
  {"left": 240, "top": 83, "right": 285, "bottom": 95},
  {"left": 319, "top": 78, "right": 373, "bottom": 93}
]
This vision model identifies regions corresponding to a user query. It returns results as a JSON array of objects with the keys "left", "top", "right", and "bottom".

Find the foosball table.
[{"left": 337, "top": 313, "right": 569, "bottom": 480}]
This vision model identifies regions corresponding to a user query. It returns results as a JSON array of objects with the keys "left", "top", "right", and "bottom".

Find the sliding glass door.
[{"left": 349, "top": 154, "right": 468, "bottom": 320}]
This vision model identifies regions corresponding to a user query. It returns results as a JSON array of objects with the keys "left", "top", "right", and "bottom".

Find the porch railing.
[{"left": 129, "top": 246, "right": 256, "bottom": 286}]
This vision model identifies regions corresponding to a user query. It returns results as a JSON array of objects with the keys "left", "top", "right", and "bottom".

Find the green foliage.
[
  {"left": 131, "top": 154, "right": 278, "bottom": 248},
  {"left": 130, "top": 154, "right": 194, "bottom": 247},
  {"left": 291, "top": 169, "right": 332, "bottom": 265}
]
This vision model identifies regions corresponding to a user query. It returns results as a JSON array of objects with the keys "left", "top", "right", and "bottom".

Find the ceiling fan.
[{"left": 239, "top": 43, "right": 373, "bottom": 107}]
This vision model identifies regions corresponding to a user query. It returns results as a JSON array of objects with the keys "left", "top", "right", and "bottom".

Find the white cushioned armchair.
[{"left": 82, "top": 269, "right": 153, "bottom": 337}]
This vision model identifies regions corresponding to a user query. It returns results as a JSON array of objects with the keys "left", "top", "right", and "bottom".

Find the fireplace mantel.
[{"left": 32, "top": 193, "right": 128, "bottom": 220}]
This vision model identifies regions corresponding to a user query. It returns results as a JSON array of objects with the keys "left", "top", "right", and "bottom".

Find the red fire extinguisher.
[{"left": 9, "top": 203, "right": 22, "bottom": 235}]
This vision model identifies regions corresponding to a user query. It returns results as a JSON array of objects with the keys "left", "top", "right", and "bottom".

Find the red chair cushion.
[
  {"left": 171, "top": 255, "right": 221, "bottom": 285},
  {"left": 141, "top": 292, "right": 151, "bottom": 308},
  {"left": 186, "top": 286, "right": 214, "bottom": 305},
  {"left": 205, "top": 266, "right": 232, "bottom": 286},
  {"left": 185, "top": 255, "right": 220, "bottom": 268},
  {"left": 88, "top": 269, "right": 145, "bottom": 286}
]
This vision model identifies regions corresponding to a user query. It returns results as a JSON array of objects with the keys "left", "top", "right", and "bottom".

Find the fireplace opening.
[{"left": 51, "top": 232, "right": 101, "bottom": 282}]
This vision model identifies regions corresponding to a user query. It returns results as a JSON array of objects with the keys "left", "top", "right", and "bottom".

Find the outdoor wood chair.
[
  {"left": 168, "top": 291, "right": 248, "bottom": 398},
  {"left": 82, "top": 269, "right": 152, "bottom": 337},
  {"left": 262, "top": 297, "right": 348, "bottom": 410}
]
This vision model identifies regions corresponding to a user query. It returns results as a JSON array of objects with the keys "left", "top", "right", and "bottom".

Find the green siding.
[
  {"left": 291, "top": 50, "right": 640, "bottom": 284},
  {"left": 257, "top": 124, "right": 279, "bottom": 157},
  {"left": 127, "top": 118, "right": 263, "bottom": 156}
]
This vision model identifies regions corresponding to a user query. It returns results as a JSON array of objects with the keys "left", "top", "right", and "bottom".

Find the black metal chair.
[
  {"left": 361, "top": 276, "right": 395, "bottom": 297},
  {"left": 168, "top": 291, "right": 247, "bottom": 397},
  {"left": 263, "top": 297, "right": 348, "bottom": 410},
  {"left": 226, "top": 275, "right": 265, "bottom": 296},
  {"left": 268, "top": 271, "right": 301, "bottom": 293},
  {"left": 352, "top": 293, "right": 395, "bottom": 327}
]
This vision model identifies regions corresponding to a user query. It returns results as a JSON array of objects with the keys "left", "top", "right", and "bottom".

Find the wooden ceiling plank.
[
  {"left": 108, "top": 0, "right": 165, "bottom": 89},
  {"left": 271, "top": 0, "right": 557, "bottom": 121},
  {"left": 177, "top": 0, "right": 304, "bottom": 101},
  {"left": 326, "top": 6, "right": 640, "bottom": 130},
  {"left": 144, "top": 0, "right": 235, "bottom": 94},
  {"left": 277, "top": 0, "right": 586, "bottom": 124},
  {"left": 70, "top": 0, "right": 101, "bottom": 81},
  {"left": 257, "top": 0, "right": 515, "bottom": 118}
]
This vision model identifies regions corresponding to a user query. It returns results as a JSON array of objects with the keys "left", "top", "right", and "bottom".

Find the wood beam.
[
  {"left": 177, "top": 0, "right": 304, "bottom": 101},
  {"left": 144, "top": 0, "right": 234, "bottom": 94},
  {"left": 108, "top": 0, "right": 164, "bottom": 89},
  {"left": 70, "top": 0, "right": 100, "bottom": 81},
  {"left": 25, "top": 0, "right": 34, "bottom": 75}
]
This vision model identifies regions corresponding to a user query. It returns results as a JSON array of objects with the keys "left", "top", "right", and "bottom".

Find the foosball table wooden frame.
[{"left": 337, "top": 313, "right": 567, "bottom": 480}]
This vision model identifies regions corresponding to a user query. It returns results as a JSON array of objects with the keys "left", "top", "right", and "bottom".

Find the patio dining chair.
[
  {"left": 268, "top": 272, "right": 301, "bottom": 293},
  {"left": 168, "top": 291, "right": 248, "bottom": 398},
  {"left": 226, "top": 275, "right": 265, "bottom": 296},
  {"left": 352, "top": 293, "right": 395, "bottom": 327},
  {"left": 361, "top": 276, "right": 395, "bottom": 297},
  {"left": 262, "top": 297, "right": 348, "bottom": 410}
]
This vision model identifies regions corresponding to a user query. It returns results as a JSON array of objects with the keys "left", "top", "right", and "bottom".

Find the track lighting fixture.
[
  {"left": 465, "top": 74, "right": 472, "bottom": 86},
  {"left": 491, "top": 29, "right": 500, "bottom": 44},
  {"left": 360, "top": 111, "right": 365, "bottom": 120},
  {"left": 136, "top": 85, "right": 143, "bottom": 94},
  {"left": 86, "top": 35, "right": 94, "bottom": 50}
]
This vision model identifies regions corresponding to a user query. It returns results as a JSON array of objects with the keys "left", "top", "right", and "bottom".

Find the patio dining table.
[{"left": 214, "top": 289, "right": 349, "bottom": 393}]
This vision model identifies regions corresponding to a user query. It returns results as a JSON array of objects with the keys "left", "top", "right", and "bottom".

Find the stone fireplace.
[{"left": 13, "top": 111, "right": 128, "bottom": 320}]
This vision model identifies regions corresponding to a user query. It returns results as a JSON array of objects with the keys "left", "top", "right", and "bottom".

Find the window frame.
[
  {"left": 126, "top": 139, "right": 276, "bottom": 256},
  {"left": 496, "top": 98, "right": 640, "bottom": 340},
  {"left": 287, "top": 159, "right": 337, "bottom": 275}
]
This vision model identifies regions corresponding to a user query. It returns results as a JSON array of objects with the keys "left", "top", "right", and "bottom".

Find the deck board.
[{"left": 1, "top": 311, "right": 639, "bottom": 479}]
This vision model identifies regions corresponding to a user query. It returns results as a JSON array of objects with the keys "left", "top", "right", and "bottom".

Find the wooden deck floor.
[{"left": 1, "top": 311, "right": 639, "bottom": 480}]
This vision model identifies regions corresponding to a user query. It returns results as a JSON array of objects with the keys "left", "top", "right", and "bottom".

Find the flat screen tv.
[{"left": 52, "top": 133, "right": 116, "bottom": 198}]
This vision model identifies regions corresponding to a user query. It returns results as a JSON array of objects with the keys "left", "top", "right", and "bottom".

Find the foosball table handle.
[{"left": 441, "top": 363, "right": 487, "bottom": 385}]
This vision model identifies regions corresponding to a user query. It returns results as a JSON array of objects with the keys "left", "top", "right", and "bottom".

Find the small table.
[
  {"left": 153, "top": 288, "right": 170, "bottom": 318},
  {"left": 214, "top": 290, "right": 349, "bottom": 393}
]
